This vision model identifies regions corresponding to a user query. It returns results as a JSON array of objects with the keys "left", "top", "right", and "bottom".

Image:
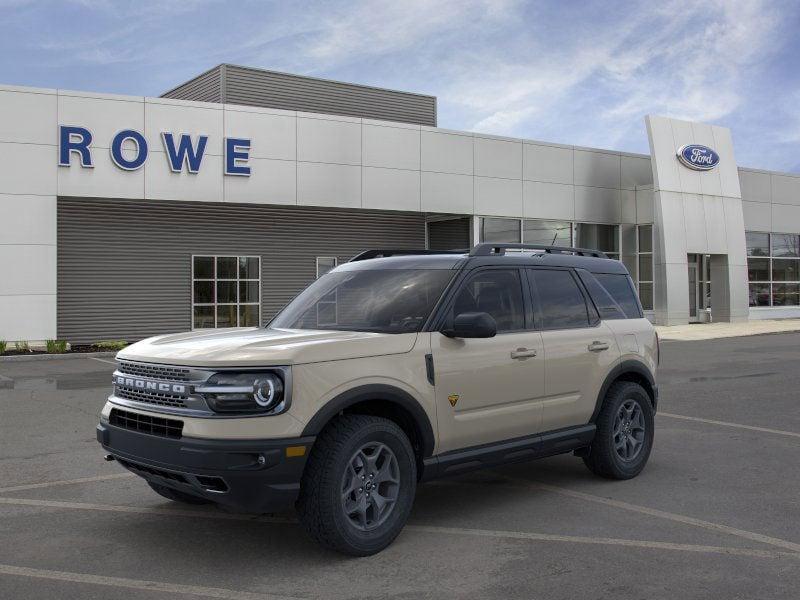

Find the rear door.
[
  {"left": 527, "top": 268, "right": 620, "bottom": 431},
  {"left": 431, "top": 267, "right": 545, "bottom": 453},
  {"left": 583, "top": 270, "right": 658, "bottom": 375}
]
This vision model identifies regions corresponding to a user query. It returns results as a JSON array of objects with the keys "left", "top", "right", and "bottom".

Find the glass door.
[{"left": 688, "top": 254, "right": 700, "bottom": 322}]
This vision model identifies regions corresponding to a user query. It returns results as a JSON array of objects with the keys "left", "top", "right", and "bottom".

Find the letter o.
[{"left": 110, "top": 129, "right": 148, "bottom": 171}]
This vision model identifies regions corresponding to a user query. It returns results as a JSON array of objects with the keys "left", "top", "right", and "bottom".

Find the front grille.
[
  {"left": 118, "top": 361, "right": 191, "bottom": 382},
  {"left": 116, "top": 458, "right": 188, "bottom": 484},
  {"left": 115, "top": 386, "right": 188, "bottom": 408},
  {"left": 109, "top": 408, "right": 183, "bottom": 439}
]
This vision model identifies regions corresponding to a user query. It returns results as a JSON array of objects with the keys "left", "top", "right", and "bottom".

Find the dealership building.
[{"left": 1, "top": 64, "right": 799, "bottom": 344}]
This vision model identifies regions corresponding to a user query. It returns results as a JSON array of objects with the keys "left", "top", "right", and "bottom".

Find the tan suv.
[{"left": 97, "top": 243, "right": 658, "bottom": 555}]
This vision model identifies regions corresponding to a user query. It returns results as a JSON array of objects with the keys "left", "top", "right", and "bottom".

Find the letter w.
[{"left": 161, "top": 133, "right": 208, "bottom": 173}]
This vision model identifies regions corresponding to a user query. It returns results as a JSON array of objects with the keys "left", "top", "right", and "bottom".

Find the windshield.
[{"left": 270, "top": 269, "right": 454, "bottom": 333}]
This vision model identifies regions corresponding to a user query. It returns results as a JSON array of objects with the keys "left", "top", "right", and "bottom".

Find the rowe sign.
[{"left": 58, "top": 125, "right": 252, "bottom": 176}]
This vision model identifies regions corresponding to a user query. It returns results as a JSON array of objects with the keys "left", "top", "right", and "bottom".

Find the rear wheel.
[
  {"left": 583, "top": 381, "right": 654, "bottom": 479},
  {"left": 148, "top": 482, "right": 211, "bottom": 505},
  {"left": 297, "top": 414, "right": 417, "bottom": 556}
]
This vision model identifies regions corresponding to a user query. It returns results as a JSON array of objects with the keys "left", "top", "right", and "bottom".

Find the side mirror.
[{"left": 442, "top": 312, "right": 497, "bottom": 339}]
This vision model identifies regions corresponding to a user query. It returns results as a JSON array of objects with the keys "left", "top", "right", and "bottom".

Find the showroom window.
[
  {"left": 481, "top": 218, "right": 619, "bottom": 258},
  {"left": 316, "top": 257, "right": 338, "bottom": 278},
  {"left": 523, "top": 219, "right": 572, "bottom": 246},
  {"left": 575, "top": 223, "right": 619, "bottom": 260},
  {"left": 192, "top": 256, "right": 261, "bottom": 329},
  {"left": 746, "top": 232, "right": 800, "bottom": 307},
  {"left": 315, "top": 258, "right": 339, "bottom": 325},
  {"left": 481, "top": 217, "right": 521, "bottom": 243},
  {"left": 637, "top": 225, "right": 654, "bottom": 311}
]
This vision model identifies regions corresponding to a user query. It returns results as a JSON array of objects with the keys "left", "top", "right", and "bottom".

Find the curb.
[
  {"left": 0, "top": 351, "right": 117, "bottom": 363},
  {"left": 657, "top": 327, "right": 800, "bottom": 342}
]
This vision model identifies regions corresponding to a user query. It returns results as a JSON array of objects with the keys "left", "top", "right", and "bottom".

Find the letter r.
[{"left": 59, "top": 125, "right": 93, "bottom": 168}]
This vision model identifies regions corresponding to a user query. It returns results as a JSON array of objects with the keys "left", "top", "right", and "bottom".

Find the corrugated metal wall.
[
  {"left": 160, "top": 66, "right": 222, "bottom": 103},
  {"left": 57, "top": 198, "right": 426, "bottom": 344},
  {"left": 162, "top": 64, "right": 436, "bottom": 126},
  {"left": 223, "top": 65, "right": 436, "bottom": 126},
  {"left": 427, "top": 218, "right": 471, "bottom": 250}
]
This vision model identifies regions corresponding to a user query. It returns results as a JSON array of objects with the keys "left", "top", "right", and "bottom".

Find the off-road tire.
[
  {"left": 148, "top": 482, "right": 211, "bottom": 505},
  {"left": 583, "top": 381, "right": 654, "bottom": 479},
  {"left": 296, "top": 414, "right": 417, "bottom": 556}
]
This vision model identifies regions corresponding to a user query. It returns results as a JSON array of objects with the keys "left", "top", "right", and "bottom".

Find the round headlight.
[{"left": 254, "top": 376, "right": 283, "bottom": 409}]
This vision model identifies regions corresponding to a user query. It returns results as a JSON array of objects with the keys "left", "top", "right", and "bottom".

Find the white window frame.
[
  {"left": 314, "top": 257, "right": 339, "bottom": 325},
  {"left": 746, "top": 231, "right": 800, "bottom": 307},
  {"left": 315, "top": 256, "right": 339, "bottom": 279},
  {"left": 191, "top": 255, "right": 261, "bottom": 329},
  {"left": 636, "top": 224, "right": 654, "bottom": 311}
]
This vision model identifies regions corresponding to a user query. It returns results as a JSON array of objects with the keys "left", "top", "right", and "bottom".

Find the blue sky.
[{"left": 2, "top": 0, "right": 799, "bottom": 172}]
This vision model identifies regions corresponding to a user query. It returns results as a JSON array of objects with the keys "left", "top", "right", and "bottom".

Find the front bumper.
[{"left": 97, "top": 421, "right": 314, "bottom": 513}]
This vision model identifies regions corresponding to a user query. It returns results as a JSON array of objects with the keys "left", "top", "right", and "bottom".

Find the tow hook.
[{"left": 103, "top": 454, "right": 116, "bottom": 462}]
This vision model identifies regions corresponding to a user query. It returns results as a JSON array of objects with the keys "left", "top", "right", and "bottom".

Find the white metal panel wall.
[
  {"left": 739, "top": 167, "right": 800, "bottom": 233},
  {"left": 221, "top": 65, "right": 437, "bottom": 127},
  {"left": 0, "top": 86, "right": 58, "bottom": 341},
  {"left": 0, "top": 83, "right": 657, "bottom": 224}
]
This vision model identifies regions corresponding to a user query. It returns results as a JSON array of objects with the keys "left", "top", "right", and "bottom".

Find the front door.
[
  {"left": 688, "top": 254, "right": 700, "bottom": 323},
  {"left": 431, "top": 268, "right": 545, "bottom": 453}
]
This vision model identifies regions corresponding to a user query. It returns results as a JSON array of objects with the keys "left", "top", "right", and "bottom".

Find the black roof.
[{"left": 340, "top": 244, "right": 630, "bottom": 275}]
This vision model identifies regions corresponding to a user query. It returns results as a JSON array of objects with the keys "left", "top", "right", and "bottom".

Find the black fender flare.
[
  {"left": 591, "top": 360, "right": 657, "bottom": 422},
  {"left": 301, "top": 384, "right": 436, "bottom": 458}
]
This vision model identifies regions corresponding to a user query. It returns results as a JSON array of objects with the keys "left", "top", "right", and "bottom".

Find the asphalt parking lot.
[{"left": 1, "top": 333, "right": 799, "bottom": 599}]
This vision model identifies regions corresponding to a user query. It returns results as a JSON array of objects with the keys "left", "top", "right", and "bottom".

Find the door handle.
[
  {"left": 588, "top": 341, "right": 610, "bottom": 352},
  {"left": 511, "top": 347, "right": 538, "bottom": 360}
]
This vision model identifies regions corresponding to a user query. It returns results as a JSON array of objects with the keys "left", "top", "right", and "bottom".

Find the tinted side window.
[
  {"left": 529, "top": 269, "right": 590, "bottom": 329},
  {"left": 593, "top": 273, "right": 643, "bottom": 318},
  {"left": 451, "top": 269, "right": 525, "bottom": 332},
  {"left": 576, "top": 270, "right": 626, "bottom": 320}
]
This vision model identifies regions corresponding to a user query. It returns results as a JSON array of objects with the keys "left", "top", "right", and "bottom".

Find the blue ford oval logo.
[{"left": 676, "top": 144, "right": 720, "bottom": 171}]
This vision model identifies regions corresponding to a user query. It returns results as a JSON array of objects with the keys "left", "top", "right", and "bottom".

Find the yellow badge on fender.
[{"left": 448, "top": 394, "right": 459, "bottom": 407}]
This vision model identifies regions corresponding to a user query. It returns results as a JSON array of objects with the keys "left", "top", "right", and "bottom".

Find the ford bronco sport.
[{"left": 97, "top": 243, "right": 658, "bottom": 555}]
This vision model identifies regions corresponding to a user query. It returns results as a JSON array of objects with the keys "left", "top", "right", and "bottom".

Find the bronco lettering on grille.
[{"left": 115, "top": 375, "right": 186, "bottom": 395}]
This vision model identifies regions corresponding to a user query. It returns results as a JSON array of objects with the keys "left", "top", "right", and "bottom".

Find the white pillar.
[
  {"left": 0, "top": 86, "right": 58, "bottom": 342},
  {"left": 645, "top": 115, "right": 749, "bottom": 325}
]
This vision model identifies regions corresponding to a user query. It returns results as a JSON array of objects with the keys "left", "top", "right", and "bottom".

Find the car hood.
[{"left": 116, "top": 328, "right": 419, "bottom": 367}]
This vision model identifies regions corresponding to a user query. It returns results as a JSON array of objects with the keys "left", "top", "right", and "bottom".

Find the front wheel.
[
  {"left": 296, "top": 414, "right": 417, "bottom": 556},
  {"left": 583, "top": 381, "right": 654, "bottom": 479}
]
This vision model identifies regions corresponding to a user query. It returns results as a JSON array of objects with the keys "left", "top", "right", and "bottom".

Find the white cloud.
[
  {"left": 302, "top": 0, "right": 518, "bottom": 65},
  {"left": 7, "top": 0, "right": 797, "bottom": 170},
  {"left": 601, "top": 0, "right": 779, "bottom": 122},
  {"left": 447, "top": 0, "right": 781, "bottom": 147},
  {"left": 239, "top": 0, "right": 799, "bottom": 168}
]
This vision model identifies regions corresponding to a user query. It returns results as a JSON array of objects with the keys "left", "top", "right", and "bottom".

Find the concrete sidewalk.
[{"left": 655, "top": 318, "right": 800, "bottom": 341}]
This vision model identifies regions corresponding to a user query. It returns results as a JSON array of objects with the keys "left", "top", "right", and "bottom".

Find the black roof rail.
[
  {"left": 469, "top": 243, "right": 609, "bottom": 259},
  {"left": 349, "top": 249, "right": 467, "bottom": 262}
]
